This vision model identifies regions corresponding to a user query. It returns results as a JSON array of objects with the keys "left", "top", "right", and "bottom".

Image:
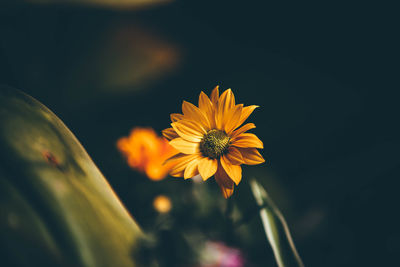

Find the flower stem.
[
  {"left": 224, "top": 197, "right": 235, "bottom": 243},
  {"left": 249, "top": 178, "right": 304, "bottom": 267}
]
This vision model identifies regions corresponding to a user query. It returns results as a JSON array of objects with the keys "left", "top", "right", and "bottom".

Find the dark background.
[{"left": 1, "top": 1, "right": 399, "bottom": 266}]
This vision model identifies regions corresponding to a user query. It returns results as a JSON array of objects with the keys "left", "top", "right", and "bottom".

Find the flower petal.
[
  {"left": 169, "top": 137, "right": 200, "bottom": 154},
  {"left": 163, "top": 152, "right": 186, "bottom": 165},
  {"left": 198, "top": 91, "right": 213, "bottom": 115},
  {"left": 170, "top": 171, "right": 184, "bottom": 177},
  {"left": 237, "top": 105, "right": 259, "bottom": 126},
  {"left": 231, "top": 123, "right": 256, "bottom": 139},
  {"left": 198, "top": 157, "right": 218, "bottom": 181},
  {"left": 237, "top": 148, "right": 265, "bottom": 165},
  {"left": 215, "top": 164, "right": 234, "bottom": 199},
  {"left": 182, "top": 101, "right": 210, "bottom": 129},
  {"left": 199, "top": 91, "right": 215, "bottom": 128},
  {"left": 231, "top": 133, "right": 264, "bottom": 149},
  {"left": 224, "top": 146, "right": 244, "bottom": 165},
  {"left": 170, "top": 113, "right": 184, "bottom": 122},
  {"left": 219, "top": 88, "right": 235, "bottom": 109},
  {"left": 184, "top": 158, "right": 199, "bottom": 179},
  {"left": 224, "top": 104, "right": 243, "bottom": 134},
  {"left": 162, "top": 127, "right": 179, "bottom": 141},
  {"left": 169, "top": 153, "right": 201, "bottom": 177},
  {"left": 171, "top": 119, "right": 205, "bottom": 142},
  {"left": 216, "top": 89, "right": 235, "bottom": 130},
  {"left": 214, "top": 89, "right": 235, "bottom": 130},
  {"left": 221, "top": 155, "right": 242, "bottom": 185},
  {"left": 210, "top": 85, "right": 220, "bottom": 105}
]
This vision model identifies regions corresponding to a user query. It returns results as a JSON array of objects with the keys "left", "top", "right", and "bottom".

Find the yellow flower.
[
  {"left": 162, "top": 86, "right": 265, "bottom": 198},
  {"left": 117, "top": 127, "right": 178, "bottom": 181}
]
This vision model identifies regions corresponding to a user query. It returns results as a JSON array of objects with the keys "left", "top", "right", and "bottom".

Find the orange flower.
[
  {"left": 117, "top": 127, "right": 177, "bottom": 181},
  {"left": 162, "top": 86, "right": 265, "bottom": 198}
]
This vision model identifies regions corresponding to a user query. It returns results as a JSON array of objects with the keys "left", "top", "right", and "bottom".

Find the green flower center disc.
[{"left": 200, "top": 129, "right": 230, "bottom": 159}]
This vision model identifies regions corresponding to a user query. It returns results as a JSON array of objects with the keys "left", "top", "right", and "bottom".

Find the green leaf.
[
  {"left": 249, "top": 179, "right": 304, "bottom": 267},
  {"left": 0, "top": 86, "right": 144, "bottom": 267}
]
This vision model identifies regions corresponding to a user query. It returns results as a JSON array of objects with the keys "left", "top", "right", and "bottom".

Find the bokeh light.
[{"left": 153, "top": 195, "right": 172, "bottom": 213}]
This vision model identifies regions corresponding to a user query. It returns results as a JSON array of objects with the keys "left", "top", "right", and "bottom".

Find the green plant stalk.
[{"left": 249, "top": 178, "right": 304, "bottom": 267}]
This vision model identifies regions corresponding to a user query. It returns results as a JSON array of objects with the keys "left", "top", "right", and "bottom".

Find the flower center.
[{"left": 200, "top": 130, "right": 230, "bottom": 159}]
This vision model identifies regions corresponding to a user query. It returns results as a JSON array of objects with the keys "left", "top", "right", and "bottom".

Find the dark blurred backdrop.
[{"left": 1, "top": 1, "right": 399, "bottom": 266}]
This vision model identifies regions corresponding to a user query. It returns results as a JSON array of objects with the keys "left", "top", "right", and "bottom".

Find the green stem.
[
  {"left": 224, "top": 197, "right": 235, "bottom": 243},
  {"left": 249, "top": 179, "right": 304, "bottom": 267}
]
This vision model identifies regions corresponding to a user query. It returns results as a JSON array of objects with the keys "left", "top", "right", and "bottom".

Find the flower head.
[
  {"left": 117, "top": 127, "right": 177, "bottom": 181},
  {"left": 163, "top": 86, "right": 265, "bottom": 198}
]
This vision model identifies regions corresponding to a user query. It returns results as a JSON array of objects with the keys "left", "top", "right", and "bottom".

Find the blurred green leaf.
[
  {"left": 250, "top": 179, "right": 304, "bottom": 267},
  {"left": 0, "top": 86, "right": 144, "bottom": 266}
]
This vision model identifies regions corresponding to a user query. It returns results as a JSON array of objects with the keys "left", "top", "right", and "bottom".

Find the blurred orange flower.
[{"left": 117, "top": 127, "right": 177, "bottom": 181}]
